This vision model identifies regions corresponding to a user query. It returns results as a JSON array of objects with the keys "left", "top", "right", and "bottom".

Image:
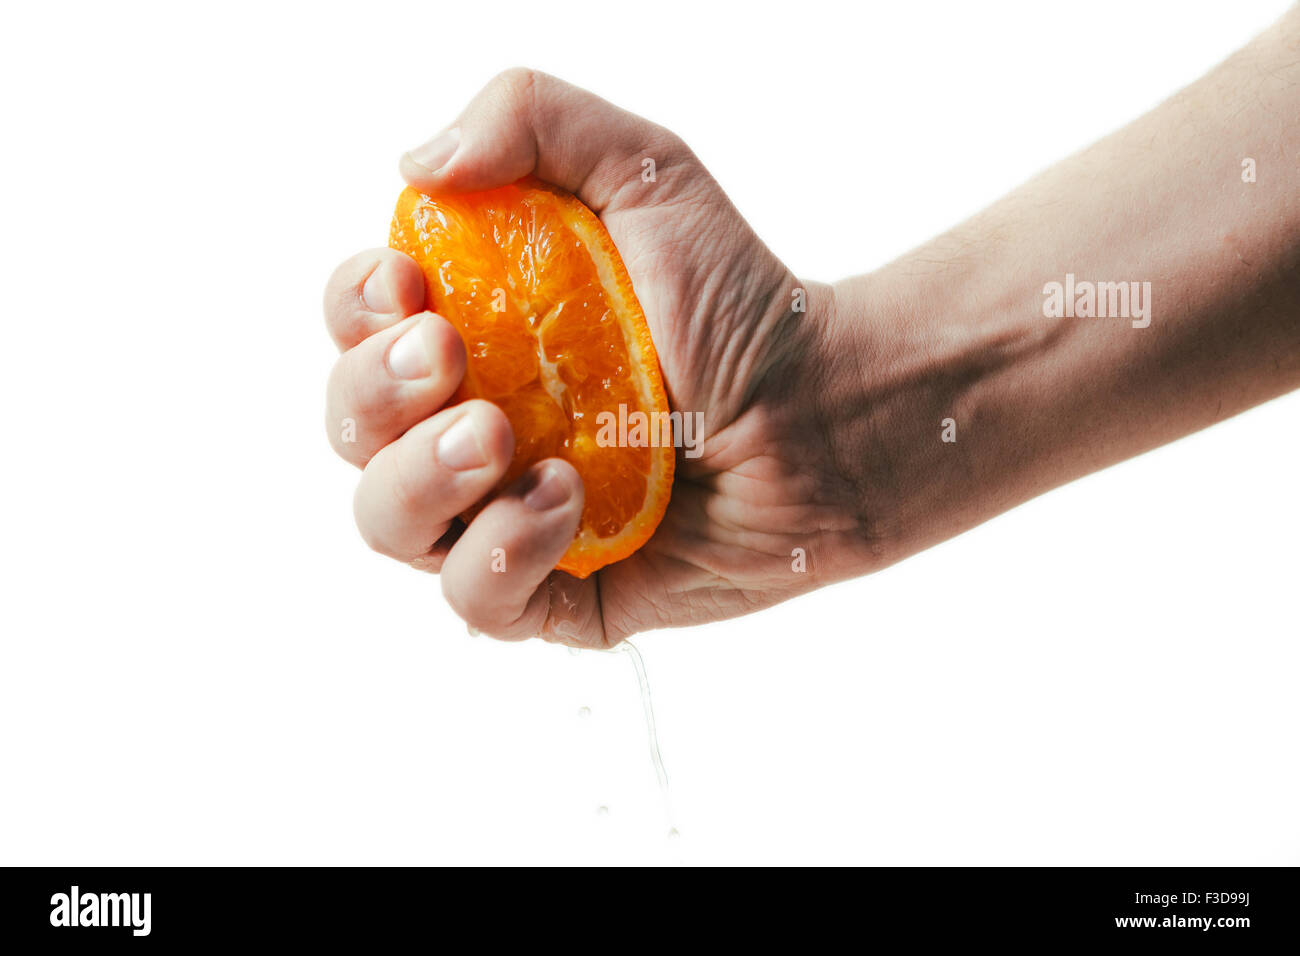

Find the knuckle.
[
  {"left": 324, "top": 410, "right": 349, "bottom": 460},
  {"left": 358, "top": 521, "right": 390, "bottom": 558},
  {"left": 490, "top": 67, "right": 576, "bottom": 121},
  {"left": 353, "top": 491, "right": 394, "bottom": 558},
  {"left": 647, "top": 124, "right": 696, "bottom": 171},
  {"left": 441, "top": 576, "right": 506, "bottom": 632},
  {"left": 323, "top": 259, "right": 354, "bottom": 311},
  {"left": 646, "top": 122, "right": 685, "bottom": 153},
  {"left": 440, "top": 574, "right": 476, "bottom": 624},
  {"left": 325, "top": 369, "right": 368, "bottom": 462},
  {"left": 337, "top": 357, "right": 398, "bottom": 432},
  {"left": 494, "top": 66, "right": 541, "bottom": 102},
  {"left": 387, "top": 434, "right": 433, "bottom": 519}
]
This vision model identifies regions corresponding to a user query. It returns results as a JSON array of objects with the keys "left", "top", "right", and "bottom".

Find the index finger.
[{"left": 324, "top": 247, "right": 427, "bottom": 351}]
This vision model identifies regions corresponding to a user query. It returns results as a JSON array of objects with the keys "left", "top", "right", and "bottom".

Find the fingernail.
[
  {"left": 437, "top": 415, "right": 487, "bottom": 471},
  {"left": 387, "top": 319, "right": 433, "bottom": 380},
  {"left": 361, "top": 266, "right": 396, "bottom": 314},
  {"left": 407, "top": 127, "right": 461, "bottom": 173},
  {"left": 524, "top": 464, "right": 572, "bottom": 512}
]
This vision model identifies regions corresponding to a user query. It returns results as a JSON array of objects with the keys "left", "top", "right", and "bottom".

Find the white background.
[{"left": 2, "top": 0, "right": 1296, "bottom": 865}]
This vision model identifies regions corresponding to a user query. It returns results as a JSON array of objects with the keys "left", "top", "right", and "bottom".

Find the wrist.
[{"left": 817, "top": 261, "right": 1067, "bottom": 576}]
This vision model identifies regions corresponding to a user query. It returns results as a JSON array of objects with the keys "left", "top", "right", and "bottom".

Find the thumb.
[{"left": 399, "top": 68, "right": 692, "bottom": 214}]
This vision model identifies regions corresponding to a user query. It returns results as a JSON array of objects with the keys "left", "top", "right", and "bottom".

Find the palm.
[{"left": 568, "top": 183, "right": 844, "bottom": 645}]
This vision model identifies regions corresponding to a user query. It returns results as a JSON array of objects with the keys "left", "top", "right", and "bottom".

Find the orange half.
[{"left": 390, "top": 178, "right": 675, "bottom": 578}]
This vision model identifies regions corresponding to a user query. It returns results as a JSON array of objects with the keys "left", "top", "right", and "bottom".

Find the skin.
[{"left": 325, "top": 8, "right": 1300, "bottom": 648}]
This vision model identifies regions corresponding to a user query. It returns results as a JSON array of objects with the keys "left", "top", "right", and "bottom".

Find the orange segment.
[{"left": 389, "top": 177, "right": 674, "bottom": 578}]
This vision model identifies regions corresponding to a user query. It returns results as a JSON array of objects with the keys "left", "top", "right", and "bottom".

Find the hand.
[
  {"left": 327, "top": 10, "right": 1300, "bottom": 651},
  {"left": 324, "top": 70, "right": 874, "bottom": 647}
]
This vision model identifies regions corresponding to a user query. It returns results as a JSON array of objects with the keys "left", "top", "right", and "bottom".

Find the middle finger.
[{"left": 325, "top": 311, "right": 466, "bottom": 466}]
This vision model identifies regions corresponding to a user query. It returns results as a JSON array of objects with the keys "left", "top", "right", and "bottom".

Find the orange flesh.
[{"left": 389, "top": 178, "right": 674, "bottom": 577}]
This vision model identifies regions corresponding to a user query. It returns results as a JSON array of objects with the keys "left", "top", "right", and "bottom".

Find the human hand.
[{"left": 324, "top": 70, "right": 875, "bottom": 647}]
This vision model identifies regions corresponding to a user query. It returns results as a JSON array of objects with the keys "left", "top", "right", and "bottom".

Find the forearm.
[{"left": 823, "top": 7, "right": 1300, "bottom": 567}]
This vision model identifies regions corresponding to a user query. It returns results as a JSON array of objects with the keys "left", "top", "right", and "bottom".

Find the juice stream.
[{"left": 618, "top": 640, "right": 678, "bottom": 840}]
